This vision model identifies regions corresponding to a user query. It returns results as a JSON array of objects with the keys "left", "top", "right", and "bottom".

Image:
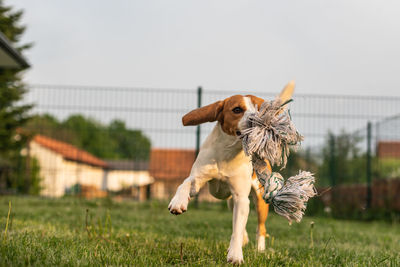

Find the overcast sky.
[{"left": 10, "top": 0, "right": 400, "bottom": 96}]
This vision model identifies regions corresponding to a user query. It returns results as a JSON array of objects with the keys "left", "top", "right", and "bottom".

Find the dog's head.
[{"left": 182, "top": 81, "right": 295, "bottom": 136}]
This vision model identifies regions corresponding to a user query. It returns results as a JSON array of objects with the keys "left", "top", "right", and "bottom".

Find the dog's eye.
[{"left": 232, "top": 107, "right": 243, "bottom": 114}]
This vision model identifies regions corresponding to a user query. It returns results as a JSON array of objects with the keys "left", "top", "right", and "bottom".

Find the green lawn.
[{"left": 0, "top": 197, "right": 399, "bottom": 266}]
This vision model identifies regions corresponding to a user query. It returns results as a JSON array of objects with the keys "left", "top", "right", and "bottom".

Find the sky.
[{"left": 10, "top": 0, "right": 400, "bottom": 96}]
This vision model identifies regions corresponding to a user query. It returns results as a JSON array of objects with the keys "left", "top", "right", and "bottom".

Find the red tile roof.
[
  {"left": 149, "top": 149, "right": 195, "bottom": 180},
  {"left": 377, "top": 141, "right": 400, "bottom": 158},
  {"left": 33, "top": 135, "right": 107, "bottom": 168}
]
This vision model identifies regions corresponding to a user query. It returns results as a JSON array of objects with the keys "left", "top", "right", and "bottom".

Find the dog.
[{"left": 168, "top": 81, "right": 295, "bottom": 264}]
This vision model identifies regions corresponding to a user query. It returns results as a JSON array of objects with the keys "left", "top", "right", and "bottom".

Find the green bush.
[
  {"left": 8, "top": 155, "right": 42, "bottom": 195},
  {"left": 374, "top": 158, "right": 400, "bottom": 179}
]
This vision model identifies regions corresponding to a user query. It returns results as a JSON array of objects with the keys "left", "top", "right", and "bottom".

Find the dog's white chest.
[{"left": 195, "top": 124, "right": 252, "bottom": 181}]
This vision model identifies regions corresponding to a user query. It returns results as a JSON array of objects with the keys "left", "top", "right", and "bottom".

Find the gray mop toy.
[{"left": 240, "top": 98, "right": 317, "bottom": 223}]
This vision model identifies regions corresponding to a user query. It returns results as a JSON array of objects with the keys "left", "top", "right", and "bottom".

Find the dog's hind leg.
[
  {"left": 227, "top": 197, "right": 234, "bottom": 210},
  {"left": 251, "top": 173, "right": 269, "bottom": 251}
]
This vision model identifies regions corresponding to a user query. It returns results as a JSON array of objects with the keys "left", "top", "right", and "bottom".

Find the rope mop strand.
[{"left": 241, "top": 98, "right": 317, "bottom": 223}]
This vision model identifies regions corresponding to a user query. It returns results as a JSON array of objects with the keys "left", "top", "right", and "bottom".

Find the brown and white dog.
[{"left": 168, "top": 82, "right": 295, "bottom": 264}]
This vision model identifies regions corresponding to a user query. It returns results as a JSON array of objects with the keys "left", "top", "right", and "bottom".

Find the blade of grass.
[{"left": 3, "top": 201, "right": 11, "bottom": 243}]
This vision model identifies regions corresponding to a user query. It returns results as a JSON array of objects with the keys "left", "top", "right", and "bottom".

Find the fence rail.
[{"left": 2, "top": 84, "right": 399, "bottom": 210}]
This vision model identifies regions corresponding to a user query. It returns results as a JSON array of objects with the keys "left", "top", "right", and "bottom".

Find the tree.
[
  {"left": 318, "top": 130, "right": 366, "bottom": 186},
  {"left": 108, "top": 119, "right": 151, "bottom": 160},
  {"left": 62, "top": 115, "right": 118, "bottom": 159},
  {"left": 0, "top": 1, "right": 33, "bottom": 192}
]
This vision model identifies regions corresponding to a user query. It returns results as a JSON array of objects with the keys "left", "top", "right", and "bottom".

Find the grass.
[{"left": 1, "top": 196, "right": 399, "bottom": 266}]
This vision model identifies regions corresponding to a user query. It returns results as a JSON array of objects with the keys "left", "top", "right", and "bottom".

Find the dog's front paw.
[
  {"left": 227, "top": 247, "right": 244, "bottom": 265},
  {"left": 168, "top": 194, "right": 190, "bottom": 215}
]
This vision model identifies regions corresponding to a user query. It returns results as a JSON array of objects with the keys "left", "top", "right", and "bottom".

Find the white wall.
[{"left": 105, "top": 170, "right": 153, "bottom": 192}]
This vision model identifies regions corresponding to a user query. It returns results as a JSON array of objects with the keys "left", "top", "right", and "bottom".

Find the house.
[
  {"left": 29, "top": 135, "right": 107, "bottom": 197},
  {"left": 29, "top": 135, "right": 154, "bottom": 198},
  {"left": 104, "top": 160, "right": 153, "bottom": 201},
  {"left": 149, "top": 148, "right": 217, "bottom": 202},
  {"left": 377, "top": 141, "right": 400, "bottom": 158}
]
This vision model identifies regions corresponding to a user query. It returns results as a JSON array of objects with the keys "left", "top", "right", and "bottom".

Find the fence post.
[
  {"left": 329, "top": 134, "right": 336, "bottom": 187},
  {"left": 196, "top": 86, "right": 202, "bottom": 157},
  {"left": 194, "top": 86, "right": 202, "bottom": 208},
  {"left": 366, "top": 121, "right": 372, "bottom": 209}
]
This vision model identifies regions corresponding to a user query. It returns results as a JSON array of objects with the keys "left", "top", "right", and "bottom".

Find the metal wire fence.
[{"left": 16, "top": 84, "right": 400, "bottom": 209}]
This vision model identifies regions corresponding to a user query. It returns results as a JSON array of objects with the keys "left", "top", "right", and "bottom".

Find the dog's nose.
[{"left": 236, "top": 130, "right": 241, "bottom": 136}]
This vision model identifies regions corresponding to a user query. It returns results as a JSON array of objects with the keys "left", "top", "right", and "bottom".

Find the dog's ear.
[
  {"left": 277, "top": 80, "right": 295, "bottom": 104},
  {"left": 182, "top": 101, "right": 224, "bottom": 126}
]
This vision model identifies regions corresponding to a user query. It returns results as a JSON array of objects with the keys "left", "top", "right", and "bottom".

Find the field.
[{"left": 0, "top": 197, "right": 399, "bottom": 266}]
